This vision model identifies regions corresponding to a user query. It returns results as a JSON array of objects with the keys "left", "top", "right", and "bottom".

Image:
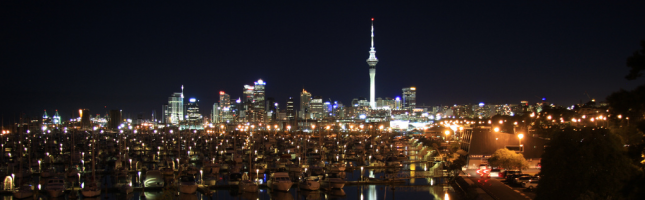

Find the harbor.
[{"left": 0, "top": 126, "right": 458, "bottom": 200}]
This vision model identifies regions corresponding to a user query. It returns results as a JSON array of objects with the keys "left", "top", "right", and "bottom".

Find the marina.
[{"left": 1, "top": 126, "right": 457, "bottom": 200}]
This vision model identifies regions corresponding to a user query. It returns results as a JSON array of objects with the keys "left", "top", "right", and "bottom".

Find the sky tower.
[{"left": 366, "top": 18, "right": 379, "bottom": 109}]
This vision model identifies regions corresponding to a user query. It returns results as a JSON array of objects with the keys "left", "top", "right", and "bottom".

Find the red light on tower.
[
  {"left": 371, "top": 18, "right": 374, "bottom": 21},
  {"left": 219, "top": 91, "right": 225, "bottom": 95}
]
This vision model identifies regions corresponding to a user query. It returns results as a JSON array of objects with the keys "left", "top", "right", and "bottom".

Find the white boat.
[
  {"left": 267, "top": 172, "right": 293, "bottom": 191},
  {"left": 238, "top": 180, "right": 259, "bottom": 193},
  {"left": 45, "top": 177, "right": 66, "bottom": 197},
  {"left": 13, "top": 185, "right": 34, "bottom": 199},
  {"left": 179, "top": 176, "right": 198, "bottom": 194},
  {"left": 81, "top": 181, "right": 101, "bottom": 197},
  {"left": 322, "top": 178, "right": 345, "bottom": 189},
  {"left": 145, "top": 170, "right": 164, "bottom": 187},
  {"left": 299, "top": 176, "right": 320, "bottom": 191}
]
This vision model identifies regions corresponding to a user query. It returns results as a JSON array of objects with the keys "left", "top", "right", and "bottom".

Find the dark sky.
[{"left": 1, "top": 1, "right": 644, "bottom": 121}]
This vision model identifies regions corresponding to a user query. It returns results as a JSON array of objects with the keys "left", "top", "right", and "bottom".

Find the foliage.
[
  {"left": 625, "top": 40, "right": 645, "bottom": 80},
  {"left": 488, "top": 148, "right": 529, "bottom": 170},
  {"left": 535, "top": 128, "right": 637, "bottom": 200}
]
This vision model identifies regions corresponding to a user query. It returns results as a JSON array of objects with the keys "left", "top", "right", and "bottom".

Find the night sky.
[{"left": 2, "top": 1, "right": 645, "bottom": 121}]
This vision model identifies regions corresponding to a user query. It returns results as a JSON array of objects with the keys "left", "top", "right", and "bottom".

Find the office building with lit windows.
[
  {"left": 402, "top": 87, "right": 416, "bottom": 110},
  {"left": 300, "top": 89, "right": 311, "bottom": 119}
]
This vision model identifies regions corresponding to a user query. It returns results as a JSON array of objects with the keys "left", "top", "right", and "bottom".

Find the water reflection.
[{"left": 299, "top": 190, "right": 321, "bottom": 200}]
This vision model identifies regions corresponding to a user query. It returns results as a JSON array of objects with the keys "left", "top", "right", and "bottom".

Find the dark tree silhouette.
[
  {"left": 535, "top": 128, "right": 636, "bottom": 200},
  {"left": 626, "top": 40, "right": 645, "bottom": 80}
]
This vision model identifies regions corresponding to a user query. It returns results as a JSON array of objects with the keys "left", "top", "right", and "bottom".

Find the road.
[{"left": 464, "top": 169, "right": 537, "bottom": 200}]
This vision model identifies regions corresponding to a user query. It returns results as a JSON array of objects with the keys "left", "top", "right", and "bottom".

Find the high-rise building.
[
  {"left": 79, "top": 108, "right": 91, "bottom": 129},
  {"left": 219, "top": 91, "right": 233, "bottom": 123},
  {"left": 286, "top": 97, "right": 295, "bottom": 121},
  {"left": 42, "top": 110, "right": 50, "bottom": 124},
  {"left": 243, "top": 85, "right": 254, "bottom": 103},
  {"left": 185, "top": 98, "right": 202, "bottom": 123},
  {"left": 52, "top": 110, "right": 61, "bottom": 125},
  {"left": 324, "top": 101, "right": 332, "bottom": 117},
  {"left": 300, "top": 89, "right": 312, "bottom": 119},
  {"left": 165, "top": 85, "right": 185, "bottom": 124},
  {"left": 266, "top": 97, "right": 276, "bottom": 121},
  {"left": 253, "top": 79, "right": 266, "bottom": 122},
  {"left": 402, "top": 87, "right": 416, "bottom": 110},
  {"left": 395, "top": 96, "right": 402, "bottom": 110},
  {"left": 108, "top": 110, "right": 121, "bottom": 130},
  {"left": 366, "top": 18, "right": 379, "bottom": 109},
  {"left": 212, "top": 103, "right": 219, "bottom": 123},
  {"left": 310, "top": 96, "right": 323, "bottom": 119}
]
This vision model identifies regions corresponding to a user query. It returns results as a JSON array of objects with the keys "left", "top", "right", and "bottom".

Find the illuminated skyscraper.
[
  {"left": 185, "top": 98, "right": 201, "bottom": 122},
  {"left": 310, "top": 96, "right": 323, "bottom": 119},
  {"left": 402, "top": 87, "right": 416, "bottom": 110},
  {"left": 366, "top": 18, "right": 379, "bottom": 109},
  {"left": 52, "top": 110, "right": 61, "bottom": 125},
  {"left": 395, "top": 96, "right": 402, "bottom": 110},
  {"left": 219, "top": 91, "right": 233, "bottom": 123},
  {"left": 243, "top": 85, "right": 254, "bottom": 103},
  {"left": 42, "top": 110, "right": 49, "bottom": 122},
  {"left": 300, "top": 89, "right": 312, "bottom": 119},
  {"left": 166, "top": 85, "right": 184, "bottom": 124},
  {"left": 286, "top": 97, "right": 295, "bottom": 121},
  {"left": 253, "top": 79, "right": 266, "bottom": 122},
  {"left": 212, "top": 103, "right": 219, "bottom": 123}
]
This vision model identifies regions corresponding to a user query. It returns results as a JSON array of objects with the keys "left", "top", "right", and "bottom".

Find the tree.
[
  {"left": 535, "top": 128, "right": 636, "bottom": 200},
  {"left": 488, "top": 148, "right": 529, "bottom": 170},
  {"left": 625, "top": 40, "right": 645, "bottom": 80}
]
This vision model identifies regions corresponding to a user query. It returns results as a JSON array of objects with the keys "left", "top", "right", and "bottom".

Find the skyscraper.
[
  {"left": 166, "top": 86, "right": 184, "bottom": 124},
  {"left": 243, "top": 85, "right": 254, "bottom": 103},
  {"left": 300, "top": 89, "right": 312, "bottom": 119},
  {"left": 108, "top": 110, "right": 121, "bottom": 130},
  {"left": 253, "top": 79, "right": 266, "bottom": 122},
  {"left": 212, "top": 103, "right": 219, "bottom": 123},
  {"left": 310, "top": 96, "right": 323, "bottom": 119},
  {"left": 286, "top": 97, "right": 295, "bottom": 121},
  {"left": 42, "top": 110, "right": 49, "bottom": 124},
  {"left": 366, "top": 18, "right": 379, "bottom": 109},
  {"left": 185, "top": 98, "right": 201, "bottom": 123},
  {"left": 52, "top": 110, "right": 61, "bottom": 125},
  {"left": 402, "top": 87, "right": 416, "bottom": 110},
  {"left": 219, "top": 91, "right": 233, "bottom": 123}
]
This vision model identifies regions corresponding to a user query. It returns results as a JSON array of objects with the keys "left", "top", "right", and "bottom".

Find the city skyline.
[{"left": 2, "top": 1, "right": 645, "bottom": 121}]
